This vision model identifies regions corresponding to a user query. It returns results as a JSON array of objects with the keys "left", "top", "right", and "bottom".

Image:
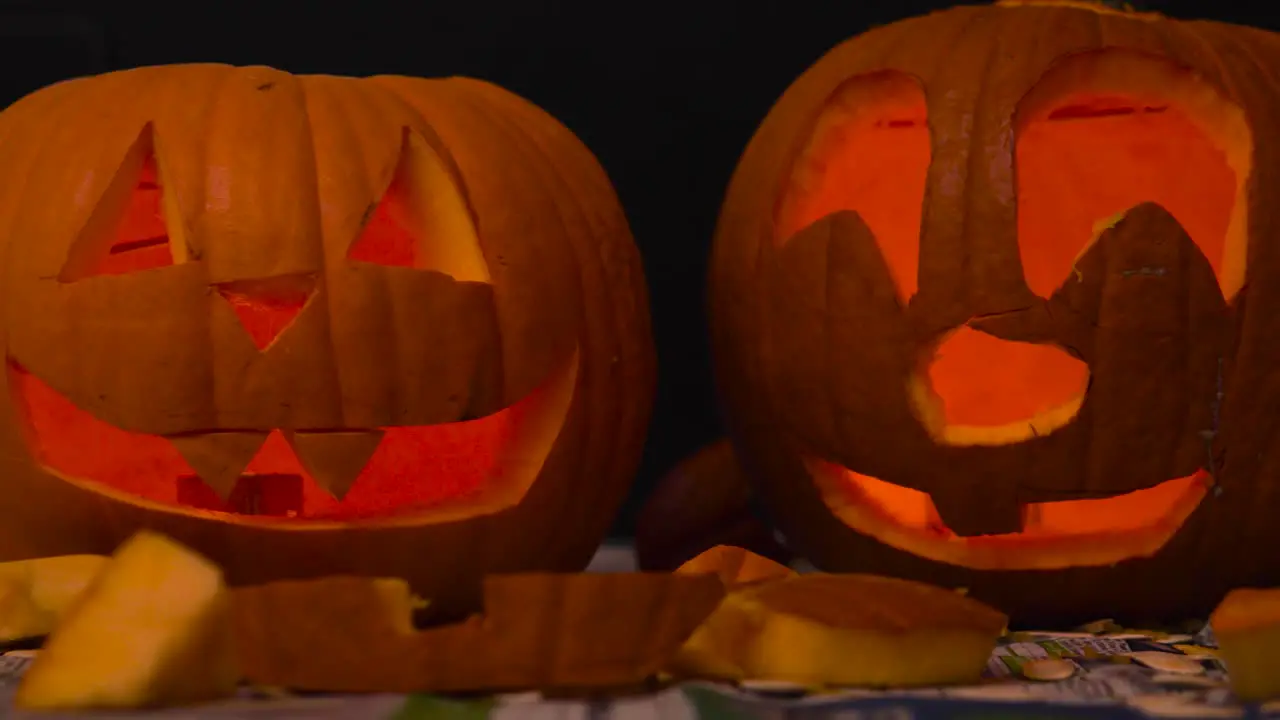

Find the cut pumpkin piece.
[
  {"left": 0, "top": 554, "right": 108, "bottom": 643},
  {"left": 1210, "top": 587, "right": 1280, "bottom": 701},
  {"left": 0, "top": 576, "right": 45, "bottom": 646},
  {"left": 672, "top": 573, "right": 1007, "bottom": 688},
  {"left": 675, "top": 545, "right": 796, "bottom": 588},
  {"left": 14, "top": 531, "right": 239, "bottom": 710},
  {"left": 233, "top": 572, "right": 724, "bottom": 693}
]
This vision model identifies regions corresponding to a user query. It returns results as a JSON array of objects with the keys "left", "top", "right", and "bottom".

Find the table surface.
[{"left": 0, "top": 544, "right": 1271, "bottom": 720}]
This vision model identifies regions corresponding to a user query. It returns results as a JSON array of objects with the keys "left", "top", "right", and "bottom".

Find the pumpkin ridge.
[
  {"left": 423, "top": 82, "right": 620, "bottom": 538},
  {"left": 457, "top": 79, "right": 658, "bottom": 535},
  {"left": 1199, "top": 22, "right": 1280, "bottom": 99},
  {"left": 451, "top": 82, "right": 636, "bottom": 395},
  {"left": 148, "top": 65, "right": 235, "bottom": 268},
  {"left": 357, "top": 75, "right": 641, "bottom": 574},
  {"left": 0, "top": 84, "right": 83, "bottom": 279},
  {"left": 369, "top": 76, "right": 571, "bottom": 409},
  {"left": 302, "top": 75, "right": 407, "bottom": 424},
  {"left": 1166, "top": 21, "right": 1280, "bottom": 575}
]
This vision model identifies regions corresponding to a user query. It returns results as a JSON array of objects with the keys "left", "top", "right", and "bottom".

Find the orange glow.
[
  {"left": 16, "top": 150, "right": 544, "bottom": 520},
  {"left": 925, "top": 326, "right": 1088, "bottom": 428},
  {"left": 846, "top": 469, "right": 1204, "bottom": 537},
  {"left": 90, "top": 156, "right": 174, "bottom": 277},
  {"left": 214, "top": 284, "right": 312, "bottom": 350},
  {"left": 11, "top": 361, "right": 547, "bottom": 520},
  {"left": 348, "top": 186, "right": 416, "bottom": 268},
  {"left": 776, "top": 73, "right": 929, "bottom": 303},
  {"left": 777, "top": 66, "right": 1241, "bottom": 568},
  {"left": 809, "top": 459, "right": 1210, "bottom": 570},
  {"left": 1017, "top": 97, "right": 1236, "bottom": 299}
]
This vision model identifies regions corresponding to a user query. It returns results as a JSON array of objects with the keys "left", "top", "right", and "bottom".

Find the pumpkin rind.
[
  {"left": 710, "top": 2, "right": 1280, "bottom": 624},
  {"left": 0, "top": 64, "right": 655, "bottom": 618}
]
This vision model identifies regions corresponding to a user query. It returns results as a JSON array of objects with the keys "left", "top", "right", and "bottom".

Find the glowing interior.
[
  {"left": 777, "top": 74, "right": 1093, "bottom": 447},
  {"left": 776, "top": 71, "right": 927, "bottom": 303},
  {"left": 912, "top": 327, "right": 1089, "bottom": 446},
  {"left": 84, "top": 156, "right": 174, "bottom": 277},
  {"left": 213, "top": 278, "right": 314, "bottom": 351},
  {"left": 1017, "top": 99, "right": 1243, "bottom": 302},
  {"left": 12, "top": 355, "right": 575, "bottom": 521},
  {"left": 807, "top": 458, "right": 1212, "bottom": 570},
  {"left": 347, "top": 130, "right": 492, "bottom": 284},
  {"left": 774, "top": 56, "right": 1248, "bottom": 566},
  {"left": 18, "top": 133, "right": 578, "bottom": 523}
]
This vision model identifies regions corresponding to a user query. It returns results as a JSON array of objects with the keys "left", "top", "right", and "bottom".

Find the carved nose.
[
  {"left": 923, "top": 326, "right": 1089, "bottom": 442},
  {"left": 216, "top": 273, "right": 316, "bottom": 350}
]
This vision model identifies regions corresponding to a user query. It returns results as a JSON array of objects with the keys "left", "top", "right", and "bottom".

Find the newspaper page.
[
  {"left": 2, "top": 621, "right": 1277, "bottom": 720},
  {"left": 1, "top": 545, "right": 1275, "bottom": 719}
]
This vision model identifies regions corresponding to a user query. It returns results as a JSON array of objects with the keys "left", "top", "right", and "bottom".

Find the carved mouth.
[
  {"left": 9, "top": 350, "right": 578, "bottom": 524},
  {"left": 804, "top": 457, "right": 1210, "bottom": 570}
]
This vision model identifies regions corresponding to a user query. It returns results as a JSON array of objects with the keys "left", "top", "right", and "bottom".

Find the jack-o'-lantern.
[
  {"left": 710, "top": 0, "right": 1280, "bottom": 624},
  {"left": 0, "top": 64, "right": 654, "bottom": 618}
]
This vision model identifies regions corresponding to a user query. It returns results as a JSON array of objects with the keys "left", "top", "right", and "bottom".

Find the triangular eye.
[
  {"left": 347, "top": 129, "right": 490, "bottom": 283},
  {"left": 60, "top": 125, "right": 185, "bottom": 282}
]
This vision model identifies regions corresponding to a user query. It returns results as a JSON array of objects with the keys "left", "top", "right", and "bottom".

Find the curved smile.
[
  {"left": 805, "top": 456, "right": 1211, "bottom": 571},
  {"left": 9, "top": 350, "right": 578, "bottom": 524}
]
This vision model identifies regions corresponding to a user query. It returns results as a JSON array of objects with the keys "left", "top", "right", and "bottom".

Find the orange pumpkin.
[
  {"left": 0, "top": 64, "right": 654, "bottom": 618},
  {"left": 709, "top": 0, "right": 1278, "bottom": 623}
]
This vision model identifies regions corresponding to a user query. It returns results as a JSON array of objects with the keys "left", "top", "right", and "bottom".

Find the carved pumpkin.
[
  {"left": 709, "top": 0, "right": 1279, "bottom": 624},
  {"left": 0, "top": 64, "right": 655, "bottom": 617}
]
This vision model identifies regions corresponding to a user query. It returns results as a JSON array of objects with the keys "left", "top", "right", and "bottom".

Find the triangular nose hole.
[{"left": 216, "top": 274, "right": 316, "bottom": 350}]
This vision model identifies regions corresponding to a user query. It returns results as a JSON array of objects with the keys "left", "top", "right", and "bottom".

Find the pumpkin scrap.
[
  {"left": 675, "top": 545, "right": 797, "bottom": 588},
  {"left": 671, "top": 573, "right": 1007, "bottom": 688},
  {"left": 0, "top": 554, "right": 107, "bottom": 643},
  {"left": 1209, "top": 587, "right": 1280, "bottom": 701},
  {"left": 232, "top": 572, "right": 725, "bottom": 693},
  {"left": 15, "top": 532, "right": 238, "bottom": 710}
]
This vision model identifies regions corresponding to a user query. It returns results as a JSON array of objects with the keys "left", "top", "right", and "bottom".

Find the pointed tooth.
[
  {"left": 169, "top": 431, "right": 269, "bottom": 499},
  {"left": 286, "top": 430, "right": 384, "bottom": 500}
]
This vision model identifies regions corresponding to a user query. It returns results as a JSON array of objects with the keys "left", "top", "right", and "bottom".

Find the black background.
[{"left": 1, "top": 1, "right": 1274, "bottom": 538}]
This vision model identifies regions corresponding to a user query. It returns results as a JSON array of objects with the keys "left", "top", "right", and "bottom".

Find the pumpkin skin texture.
[
  {"left": 0, "top": 64, "right": 655, "bottom": 619},
  {"left": 709, "top": 0, "right": 1280, "bottom": 625},
  {"left": 634, "top": 439, "right": 794, "bottom": 571}
]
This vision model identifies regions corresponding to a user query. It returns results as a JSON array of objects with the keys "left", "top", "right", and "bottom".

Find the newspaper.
[
  {"left": 0, "top": 547, "right": 1275, "bottom": 719},
  {"left": 0, "top": 628, "right": 1273, "bottom": 720}
]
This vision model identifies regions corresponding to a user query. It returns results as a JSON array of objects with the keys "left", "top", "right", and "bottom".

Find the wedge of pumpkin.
[
  {"left": 15, "top": 531, "right": 239, "bottom": 710},
  {"left": 0, "top": 554, "right": 108, "bottom": 644},
  {"left": 672, "top": 571, "right": 1007, "bottom": 688},
  {"left": 674, "top": 544, "right": 796, "bottom": 588},
  {"left": 1210, "top": 586, "right": 1280, "bottom": 702}
]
